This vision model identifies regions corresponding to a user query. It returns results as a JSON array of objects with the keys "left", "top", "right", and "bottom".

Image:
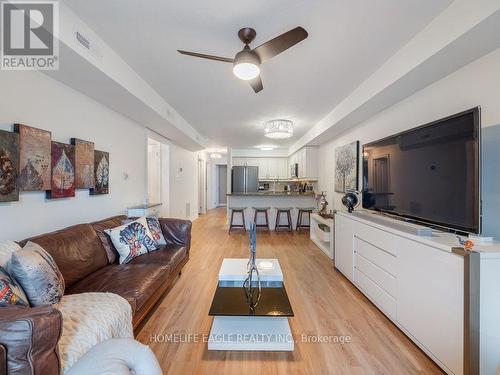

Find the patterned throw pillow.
[
  {"left": 105, "top": 217, "right": 158, "bottom": 264},
  {"left": 0, "top": 240, "right": 21, "bottom": 268},
  {"left": 0, "top": 266, "right": 29, "bottom": 306},
  {"left": 9, "top": 242, "right": 65, "bottom": 306},
  {"left": 146, "top": 217, "right": 166, "bottom": 247}
]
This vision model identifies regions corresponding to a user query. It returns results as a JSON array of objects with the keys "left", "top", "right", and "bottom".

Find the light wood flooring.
[{"left": 137, "top": 208, "right": 443, "bottom": 374}]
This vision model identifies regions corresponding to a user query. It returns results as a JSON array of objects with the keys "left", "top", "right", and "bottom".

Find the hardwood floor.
[{"left": 137, "top": 208, "right": 443, "bottom": 374}]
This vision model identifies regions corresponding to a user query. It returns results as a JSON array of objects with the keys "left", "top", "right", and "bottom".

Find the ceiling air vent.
[
  {"left": 76, "top": 31, "right": 90, "bottom": 50},
  {"left": 74, "top": 30, "right": 103, "bottom": 60}
]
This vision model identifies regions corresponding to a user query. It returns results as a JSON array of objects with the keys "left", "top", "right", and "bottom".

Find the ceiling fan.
[{"left": 177, "top": 26, "right": 308, "bottom": 93}]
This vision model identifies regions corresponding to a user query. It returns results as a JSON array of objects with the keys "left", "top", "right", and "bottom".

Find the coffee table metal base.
[{"left": 208, "top": 316, "right": 294, "bottom": 351}]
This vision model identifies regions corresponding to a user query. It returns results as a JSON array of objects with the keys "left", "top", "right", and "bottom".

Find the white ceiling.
[{"left": 65, "top": 0, "right": 451, "bottom": 149}]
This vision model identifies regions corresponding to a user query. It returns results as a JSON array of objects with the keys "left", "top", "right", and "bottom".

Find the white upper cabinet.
[
  {"left": 231, "top": 157, "right": 289, "bottom": 180},
  {"left": 278, "top": 158, "right": 288, "bottom": 179},
  {"left": 232, "top": 157, "right": 246, "bottom": 166},
  {"left": 288, "top": 146, "right": 318, "bottom": 179}
]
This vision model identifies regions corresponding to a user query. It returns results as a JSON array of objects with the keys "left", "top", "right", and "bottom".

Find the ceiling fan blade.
[
  {"left": 249, "top": 76, "right": 263, "bottom": 93},
  {"left": 177, "top": 50, "right": 234, "bottom": 63},
  {"left": 253, "top": 27, "right": 308, "bottom": 63}
]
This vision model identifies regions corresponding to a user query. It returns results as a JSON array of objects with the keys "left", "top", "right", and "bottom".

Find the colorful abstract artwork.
[
  {"left": 46, "top": 142, "right": 75, "bottom": 199},
  {"left": 14, "top": 124, "right": 51, "bottom": 191},
  {"left": 71, "top": 138, "right": 95, "bottom": 189},
  {"left": 90, "top": 150, "right": 109, "bottom": 195},
  {"left": 0, "top": 130, "right": 19, "bottom": 202},
  {"left": 335, "top": 141, "right": 359, "bottom": 193}
]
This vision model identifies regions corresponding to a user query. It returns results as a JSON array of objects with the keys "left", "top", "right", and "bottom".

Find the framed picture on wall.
[
  {"left": 71, "top": 138, "right": 95, "bottom": 189},
  {"left": 46, "top": 142, "right": 76, "bottom": 199},
  {"left": 14, "top": 124, "right": 51, "bottom": 191},
  {"left": 334, "top": 140, "right": 359, "bottom": 193},
  {"left": 0, "top": 129, "right": 19, "bottom": 202},
  {"left": 90, "top": 150, "right": 109, "bottom": 195}
]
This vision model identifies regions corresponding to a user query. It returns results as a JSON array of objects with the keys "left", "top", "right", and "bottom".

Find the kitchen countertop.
[{"left": 227, "top": 192, "right": 316, "bottom": 197}]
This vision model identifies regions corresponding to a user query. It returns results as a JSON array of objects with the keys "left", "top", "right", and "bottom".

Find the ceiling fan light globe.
[{"left": 233, "top": 62, "right": 260, "bottom": 81}]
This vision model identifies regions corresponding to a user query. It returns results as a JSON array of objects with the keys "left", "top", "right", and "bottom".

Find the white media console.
[{"left": 334, "top": 210, "right": 500, "bottom": 375}]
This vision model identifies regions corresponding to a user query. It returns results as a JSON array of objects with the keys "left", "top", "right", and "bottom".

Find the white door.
[
  {"left": 147, "top": 135, "right": 170, "bottom": 217},
  {"left": 148, "top": 139, "right": 162, "bottom": 204}
]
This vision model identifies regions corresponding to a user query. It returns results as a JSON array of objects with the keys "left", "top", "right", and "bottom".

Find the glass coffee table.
[{"left": 207, "top": 258, "right": 294, "bottom": 351}]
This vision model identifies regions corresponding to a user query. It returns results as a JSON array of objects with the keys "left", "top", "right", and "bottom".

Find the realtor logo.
[{"left": 1, "top": 1, "right": 59, "bottom": 70}]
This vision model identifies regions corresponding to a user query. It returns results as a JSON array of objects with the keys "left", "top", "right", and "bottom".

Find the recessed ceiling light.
[
  {"left": 210, "top": 153, "right": 222, "bottom": 159},
  {"left": 259, "top": 146, "right": 275, "bottom": 151}
]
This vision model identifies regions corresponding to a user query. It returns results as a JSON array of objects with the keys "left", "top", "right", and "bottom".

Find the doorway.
[
  {"left": 198, "top": 158, "right": 207, "bottom": 214},
  {"left": 217, "top": 165, "right": 227, "bottom": 206},
  {"left": 147, "top": 134, "right": 170, "bottom": 217}
]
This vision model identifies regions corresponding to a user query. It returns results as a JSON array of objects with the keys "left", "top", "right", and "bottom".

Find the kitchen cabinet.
[
  {"left": 288, "top": 146, "right": 318, "bottom": 179},
  {"left": 232, "top": 157, "right": 246, "bottom": 166},
  {"left": 232, "top": 157, "right": 288, "bottom": 180},
  {"left": 278, "top": 158, "right": 288, "bottom": 179},
  {"left": 298, "top": 148, "right": 306, "bottom": 178}
]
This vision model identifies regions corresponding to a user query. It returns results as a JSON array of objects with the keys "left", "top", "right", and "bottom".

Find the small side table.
[{"left": 127, "top": 203, "right": 162, "bottom": 218}]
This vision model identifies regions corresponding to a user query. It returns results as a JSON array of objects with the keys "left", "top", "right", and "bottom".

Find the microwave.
[{"left": 290, "top": 163, "right": 299, "bottom": 178}]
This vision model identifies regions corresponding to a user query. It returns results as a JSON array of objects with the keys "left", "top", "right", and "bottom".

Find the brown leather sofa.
[{"left": 0, "top": 215, "right": 191, "bottom": 375}]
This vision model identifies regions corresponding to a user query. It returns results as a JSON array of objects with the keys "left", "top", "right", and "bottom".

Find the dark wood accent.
[
  {"left": 253, "top": 26, "right": 308, "bottom": 63},
  {"left": 0, "top": 345, "right": 6, "bottom": 375},
  {"left": 177, "top": 50, "right": 234, "bottom": 63},
  {"left": 296, "top": 208, "right": 313, "bottom": 231},
  {"left": 253, "top": 208, "right": 270, "bottom": 230},
  {"left": 229, "top": 208, "right": 246, "bottom": 234},
  {"left": 275, "top": 208, "right": 293, "bottom": 231},
  {"left": 249, "top": 76, "right": 263, "bottom": 93},
  {"left": 238, "top": 27, "right": 257, "bottom": 45}
]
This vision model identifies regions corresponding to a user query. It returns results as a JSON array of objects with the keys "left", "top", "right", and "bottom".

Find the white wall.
[
  {"left": 0, "top": 70, "right": 201, "bottom": 240},
  {"left": 0, "top": 70, "right": 147, "bottom": 241},
  {"left": 318, "top": 47, "right": 500, "bottom": 238},
  {"left": 169, "top": 143, "right": 199, "bottom": 221}
]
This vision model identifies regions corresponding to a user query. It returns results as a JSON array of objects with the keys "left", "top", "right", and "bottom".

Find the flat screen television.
[{"left": 362, "top": 107, "right": 481, "bottom": 234}]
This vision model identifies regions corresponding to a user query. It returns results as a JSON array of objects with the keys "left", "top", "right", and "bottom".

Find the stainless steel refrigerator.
[{"left": 231, "top": 166, "right": 259, "bottom": 193}]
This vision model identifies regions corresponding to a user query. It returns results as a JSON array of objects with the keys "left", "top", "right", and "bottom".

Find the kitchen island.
[{"left": 226, "top": 192, "right": 317, "bottom": 230}]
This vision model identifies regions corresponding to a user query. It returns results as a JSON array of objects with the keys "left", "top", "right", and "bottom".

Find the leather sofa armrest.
[
  {"left": 158, "top": 218, "right": 192, "bottom": 252},
  {"left": 0, "top": 305, "right": 62, "bottom": 375},
  {"left": 0, "top": 344, "right": 6, "bottom": 375}
]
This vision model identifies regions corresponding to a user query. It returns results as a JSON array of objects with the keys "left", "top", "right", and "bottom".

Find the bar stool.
[
  {"left": 253, "top": 207, "right": 270, "bottom": 231},
  {"left": 296, "top": 207, "right": 316, "bottom": 231},
  {"left": 228, "top": 207, "right": 246, "bottom": 234},
  {"left": 275, "top": 207, "right": 293, "bottom": 231}
]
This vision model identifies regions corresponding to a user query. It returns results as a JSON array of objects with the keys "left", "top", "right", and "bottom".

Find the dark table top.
[{"left": 209, "top": 285, "right": 294, "bottom": 317}]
